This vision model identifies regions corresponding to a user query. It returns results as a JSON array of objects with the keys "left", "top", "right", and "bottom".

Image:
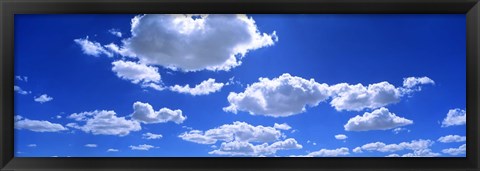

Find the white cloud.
[
  {"left": 111, "top": 60, "right": 162, "bottom": 86},
  {"left": 273, "top": 123, "right": 292, "bottom": 130},
  {"left": 15, "top": 115, "right": 23, "bottom": 121},
  {"left": 352, "top": 147, "right": 363, "bottom": 153},
  {"left": 360, "top": 142, "right": 403, "bottom": 153},
  {"left": 34, "top": 94, "right": 53, "bottom": 103},
  {"left": 15, "top": 75, "right": 28, "bottom": 82},
  {"left": 67, "top": 110, "right": 141, "bottom": 136},
  {"left": 182, "top": 126, "right": 193, "bottom": 130},
  {"left": 357, "top": 139, "right": 434, "bottom": 153},
  {"left": 27, "top": 144, "right": 37, "bottom": 147},
  {"left": 178, "top": 130, "right": 217, "bottom": 144},
  {"left": 74, "top": 36, "right": 113, "bottom": 57},
  {"left": 293, "top": 147, "right": 349, "bottom": 157},
  {"left": 224, "top": 73, "right": 330, "bottom": 117},
  {"left": 169, "top": 78, "right": 224, "bottom": 96},
  {"left": 120, "top": 14, "right": 277, "bottom": 72},
  {"left": 180, "top": 122, "right": 301, "bottom": 156},
  {"left": 209, "top": 138, "right": 302, "bottom": 156},
  {"left": 131, "top": 101, "right": 186, "bottom": 124},
  {"left": 334, "top": 134, "right": 348, "bottom": 140},
  {"left": 329, "top": 76, "right": 433, "bottom": 111},
  {"left": 441, "top": 108, "right": 466, "bottom": 127},
  {"left": 344, "top": 107, "right": 413, "bottom": 131},
  {"left": 402, "top": 149, "right": 441, "bottom": 157},
  {"left": 85, "top": 144, "right": 97, "bottom": 148},
  {"left": 225, "top": 74, "right": 433, "bottom": 117},
  {"left": 129, "top": 144, "right": 157, "bottom": 151},
  {"left": 14, "top": 85, "right": 31, "bottom": 95},
  {"left": 142, "top": 132, "right": 163, "bottom": 140},
  {"left": 438, "top": 135, "right": 466, "bottom": 143},
  {"left": 179, "top": 121, "right": 282, "bottom": 144},
  {"left": 268, "top": 138, "right": 302, "bottom": 151},
  {"left": 227, "top": 76, "right": 243, "bottom": 86},
  {"left": 107, "top": 148, "right": 119, "bottom": 152},
  {"left": 108, "top": 28, "right": 123, "bottom": 37},
  {"left": 441, "top": 144, "right": 466, "bottom": 156},
  {"left": 15, "top": 116, "right": 68, "bottom": 132},
  {"left": 402, "top": 76, "right": 435, "bottom": 89},
  {"left": 104, "top": 43, "right": 135, "bottom": 57},
  {"left": 386, "top": 154, "right": 400, "bottom": 157},
  {"left": 328, "top": 82, "right": 402, "bottom": 111}
]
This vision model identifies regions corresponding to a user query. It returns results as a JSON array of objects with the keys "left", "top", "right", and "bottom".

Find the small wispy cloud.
[
  {"left": 34, "top": 94, "right": 53, "bottom": 103},
  {"left": 85, "top": 144, "right": 98, "bottom": 148},
  {"left": 108, "top": 29, "right": 123, "bottom": 37}
]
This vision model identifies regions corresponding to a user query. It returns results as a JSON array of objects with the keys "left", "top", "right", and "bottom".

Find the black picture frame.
[{"left": 1, "top": 0, "right": 479, "bottom": 170}]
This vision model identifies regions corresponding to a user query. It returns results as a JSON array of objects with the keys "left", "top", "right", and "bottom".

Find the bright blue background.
[{"left": 14, "top": 14, "right": 466, "bottom": 157}]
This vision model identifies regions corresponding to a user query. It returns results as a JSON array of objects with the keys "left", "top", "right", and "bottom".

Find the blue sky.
[{"left": 14, "top": 14, "right": 466, "bottom": 157}]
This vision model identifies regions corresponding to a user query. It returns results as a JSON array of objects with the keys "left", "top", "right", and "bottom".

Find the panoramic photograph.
[{"left": 14, "top": 14, "right": 466, "bottom": 157}]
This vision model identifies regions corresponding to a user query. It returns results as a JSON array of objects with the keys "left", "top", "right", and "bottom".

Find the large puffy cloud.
[
  {"left": 74, "top": 37, "right": 113, "bottom": 57},
  {"left": 441, "top": 144, "right": 466, "bottom": 156},
  {"left": 209, "top": 138, "right": 302, "bottom": 156},
  {"left": 318, "top": 76, "right": 433, "bottom": 111},
  {"left": 131, "top": 101, "right": 186, "bottom": 124},
  {"left": 292, "top": 147, "right": 350, "bottom": 157},
  {"left": 179, "top": 122, "right": 302, "bottom": 156},
  {"left": 441, "top": 108, "right": 466, "bottom": 127},
  {"left": 224, "top": 74, "right": 434, "bottom": 117},
  {"left": 224, "top": 73, "right": 330, "bottom": 117},
  {"left": 179, "top": 121, "right": 282, "bottom": 144},
  {"left": 329, "top": 82, "right": 402, "bottom": 111},
  {"left": 66, "top": 110, "right": 141, "bottom": 136},
  {"left": 15, "top": 116, "right": 68, "bottom": 132},
  {"left": 438, "top": 135, "right": 466, "bottom": 143},
  {"left": 120, "top": 14, "right": 277, "bottom": 72},
  {"left": 344, "top": 107, "right": 413, "bottom": 131},
  {"left": 111, "top": 60, "right": 161, "bottom": 85},
  {"left": 354, "top": 139, "right": 434, "bottom": 153},
  {"left": 169, "top": 78, "right": 224, "bottom": 96}
]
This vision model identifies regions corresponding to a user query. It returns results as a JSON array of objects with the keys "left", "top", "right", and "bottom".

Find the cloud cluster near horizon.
[{"left": 179, "top": 122, "right": 302, "bottom": 156}]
